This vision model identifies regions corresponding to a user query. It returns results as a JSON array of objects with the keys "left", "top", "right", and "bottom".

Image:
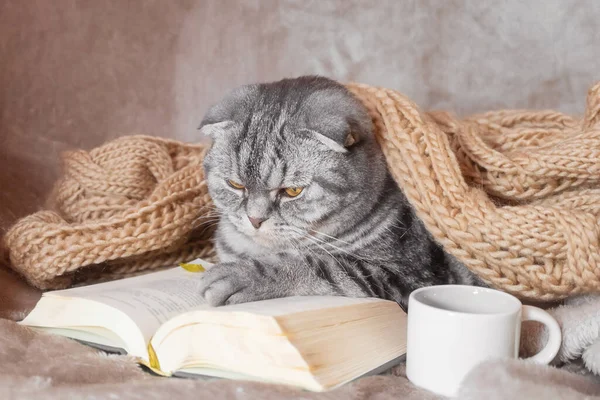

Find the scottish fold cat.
[{"left": 198, "top": 76, "right": 483, "bottom": 309}]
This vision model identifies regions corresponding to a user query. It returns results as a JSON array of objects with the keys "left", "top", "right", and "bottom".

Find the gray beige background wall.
[{"left": 1, "top": 0, "right": 599, "bottom": 226}]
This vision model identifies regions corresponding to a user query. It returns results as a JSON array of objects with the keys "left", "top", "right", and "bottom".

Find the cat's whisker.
[
  {"left": 292, "top": 222, "right": 407, "bottom": 301},
  {"left": 193, "top": 205, "right": 221, "bottom": 217},
  {"left": 309, "top": 229, "right": 353, "bottom": 247},
  {"left": 196, "top": 221, "right": 221, "bottom": 236},
  {"left": 305, "top": 228, "right": 375, "bottom": 262},
  {"left": 191, "top": 210, "right": 223, "bottom": 226},
  {"left": 192, "top": 212, "right": 222, "bottom": 220},
  {"left": 193, "top": 215, "right": 221, "bottom": 221},
  {"left": 291, "top": 237, "right": 335, "bottom": 282},
  {"left": 283, "top": 226, "right": 351, "bottom": 255},
  {"left": 300, "top": 233, "right": 397, "bottom": 300},
  {"left": 298, "top": 233, "right": 358, "bottom": 276},
  {"left": 299, "top": 231, "right": 383, "bottom": 279},
  {"left": 397, "top": 223, "right": 414, "bottom": 241},
  {"left": 275, "top": 226, "right": 309, "bottom": 239},
  {"left": 306, "top": 231, "right": 373, "bottom": 263},
  {"left": 191, "top": 217, "right": 221, "bottom": 230},
  {"left": 286, "top": 237, "right": 330, "bottom": 280}
]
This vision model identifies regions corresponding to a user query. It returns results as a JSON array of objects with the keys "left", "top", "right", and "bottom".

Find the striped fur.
[{"left": 198, "top": 76, "right": 484, "bottom": 309}]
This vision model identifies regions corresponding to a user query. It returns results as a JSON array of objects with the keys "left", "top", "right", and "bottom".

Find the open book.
[{"left": 20, "top": 258, "right": 408, "bottom": 392}]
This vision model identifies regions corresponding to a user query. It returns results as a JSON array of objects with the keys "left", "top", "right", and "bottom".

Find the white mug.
[{"left": 406, "top": 285, "right": 561, "bottom": 398}]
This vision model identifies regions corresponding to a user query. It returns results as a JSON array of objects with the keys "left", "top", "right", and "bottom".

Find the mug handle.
[{"left": 521, "top": 305, "right": 562, "bottom": 364}]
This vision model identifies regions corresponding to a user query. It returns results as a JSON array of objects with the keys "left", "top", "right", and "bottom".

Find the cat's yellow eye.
[
  {"left": 284, "top": 187, "right": 304, "bottom": 197},
  {"left": 226, "top": 179, "right": 245, "bottom": 190}
]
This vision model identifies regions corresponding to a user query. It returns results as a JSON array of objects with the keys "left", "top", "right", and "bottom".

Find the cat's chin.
[
  {"left": 244, "top": 231, "right": 286, "bottom": 248},
  {"left": 236, "top": 228, "right": 298, "bottom": 250}
]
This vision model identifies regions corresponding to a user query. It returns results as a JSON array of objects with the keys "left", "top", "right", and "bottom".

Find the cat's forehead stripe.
[
  {"left": 237, "top": 136, "right": 279, "bottom": 187},
  {"left": 235, "top": 106, "right": 296, "bottom": 189}
]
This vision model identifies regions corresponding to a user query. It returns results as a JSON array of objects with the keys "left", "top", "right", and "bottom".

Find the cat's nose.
[{"left": 248, "top": 216, "right": 266, "bottom": 229}]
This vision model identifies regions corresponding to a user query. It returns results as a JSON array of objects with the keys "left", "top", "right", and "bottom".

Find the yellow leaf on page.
[{"left": 179, "top": 262, "right": 205, "bottom": 273}]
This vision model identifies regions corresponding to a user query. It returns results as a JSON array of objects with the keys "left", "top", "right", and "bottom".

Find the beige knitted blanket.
[{"left": 4, "top": 82, "right": 600, "bottom": 300}]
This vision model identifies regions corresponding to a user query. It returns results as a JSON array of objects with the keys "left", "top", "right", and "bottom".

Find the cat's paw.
[{"left": 198, "top": 262, "right": 273, "bottom": 306}]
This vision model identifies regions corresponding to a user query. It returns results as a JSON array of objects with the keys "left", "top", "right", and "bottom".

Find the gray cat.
[{"left": 197, "top": 76, "right": 483, "bottom": 310}]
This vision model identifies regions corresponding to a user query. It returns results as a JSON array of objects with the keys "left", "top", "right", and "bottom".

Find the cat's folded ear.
[
  {"left": 301, "top": 129, "right": 360, "bottom": 153},
  {"left": 197, "top": 84, "right": 258, "bottom": 137},
  {"left": 198, "top": 120, "right": 234, "bottom": 137},
  {"left": 301, "top": 85, "right": 370, "bottom": 153}
]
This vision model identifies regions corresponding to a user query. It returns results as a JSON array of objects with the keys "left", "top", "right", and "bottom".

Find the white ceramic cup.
[{"left": 406, "top": 285, "right": 561, "bottom": 398}]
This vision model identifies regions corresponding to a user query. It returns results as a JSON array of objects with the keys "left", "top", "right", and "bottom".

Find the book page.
[
  {"left": 46, "top": 259, "right": 213, "bottom": 341},
  {"left": 155, "top": 295, "right": 393, "bottom": 340},
  {"left": 215, "top": 295, "right": 388, "bottom": 316}
]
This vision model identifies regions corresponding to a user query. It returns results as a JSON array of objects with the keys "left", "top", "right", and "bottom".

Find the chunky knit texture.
[
  {"left": 4, "top": 136, "right": 217, "bottom": 289},
  {"left": 347, "top": 82, "right": 600, "bottom": 301},
  {"left": 4, "top": 82, "right": 600, "bottom": 300}
]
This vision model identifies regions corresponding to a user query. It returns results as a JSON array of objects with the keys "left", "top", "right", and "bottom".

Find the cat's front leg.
[{"left": 198, "top": 258, "right": 346, "bottom": 306}]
